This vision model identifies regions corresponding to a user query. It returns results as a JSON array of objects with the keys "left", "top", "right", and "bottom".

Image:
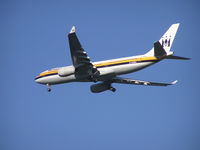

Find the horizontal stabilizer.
[{"left": 166, "top": 55, "right": 191, "bottom": 60}]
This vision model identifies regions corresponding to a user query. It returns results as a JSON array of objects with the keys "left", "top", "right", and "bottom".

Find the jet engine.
[
  {"left": 58, "top": 66, "right": 75, "bottom": 77},
  {"left": 90, "top": 82, "right": 116, "bottom": 93}
]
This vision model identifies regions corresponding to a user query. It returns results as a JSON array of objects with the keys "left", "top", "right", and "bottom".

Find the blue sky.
[{"left": 1, "top": 0, "right": 199, "bottom": 150}]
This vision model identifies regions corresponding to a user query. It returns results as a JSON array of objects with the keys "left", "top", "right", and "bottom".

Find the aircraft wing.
[
  {"left": 68, "top": 26, "right": 99, "bottom": 77},
  {"left": 111, "top": 77, "right": 177, "bottom": 86}
]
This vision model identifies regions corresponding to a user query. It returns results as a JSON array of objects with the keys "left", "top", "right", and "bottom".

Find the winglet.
[
  {"left": 171, "top": 80, "right": 178, "bottom": 85},
  {"left": 70, "top": 26, "right": 76, "bottom": 34}
]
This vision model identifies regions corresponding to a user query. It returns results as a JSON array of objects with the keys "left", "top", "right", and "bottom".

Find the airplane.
[{"left": 35, "top": 23, "right": 189, "bottom": 93}]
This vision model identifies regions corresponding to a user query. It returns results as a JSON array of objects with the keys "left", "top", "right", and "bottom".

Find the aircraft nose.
[
  {"left": 35, "top": 76, "right": 40, "bottom": 83},
  {"left": 35, "top": 75, "right": 44, "bottom": 84},
  {"left": 34, "top": 74, "right": 48, "bottom": 85}
]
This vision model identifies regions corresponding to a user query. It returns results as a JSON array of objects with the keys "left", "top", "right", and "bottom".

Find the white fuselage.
[{"left": 35, "top": 54, "right": 159, "bottom": 85}]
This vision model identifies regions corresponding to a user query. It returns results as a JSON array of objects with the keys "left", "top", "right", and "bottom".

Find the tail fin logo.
[{"left": 161, "top": 36, "right": 171, "bottom": 47}]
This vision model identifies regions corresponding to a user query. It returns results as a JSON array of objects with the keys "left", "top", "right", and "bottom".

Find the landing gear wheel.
[
  {"left": 47, "top": 84, "right": 51, "bottom": 92},
  {"left": 110, "top": 87, "right": 116, "bottom": 92}
]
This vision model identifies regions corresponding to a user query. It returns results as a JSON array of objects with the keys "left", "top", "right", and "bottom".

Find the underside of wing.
[
  {"left": 68, "top": 26, "right": 99, "bottom": 78},
  {"left": 111, "top": 77, "right": 177, "bottom": 86}
]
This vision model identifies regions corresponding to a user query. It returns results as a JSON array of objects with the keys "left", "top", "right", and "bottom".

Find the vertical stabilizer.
[
  {"left": 159, "top": 23, "right": 179, "bottom": 53},
  {"left": 145, "top": 23, "right": 180, "bottom": 56}
]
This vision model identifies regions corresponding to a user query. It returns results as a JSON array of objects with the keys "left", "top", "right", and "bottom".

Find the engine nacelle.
[
  {"left": 99, "top": 68, "right": 114, "bottom": 76},
  {"left": 58, "top": 66, "right": 75, "bottom": 77},
  {"left": 90, "top": 83, "right": 110, "bottom": 93}
]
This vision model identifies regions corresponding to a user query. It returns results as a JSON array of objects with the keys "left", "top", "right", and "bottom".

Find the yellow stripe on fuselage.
[
  {"left": 36, "top": 70, "right": 58, "bottom": 78},
  {"left": 36, "top": 56, "right": 159, "bottom": 78},
  {"left": 40, "top": 70, "right": 58, "bottom": 76},
  {"left": 94, "top": 56, "right": 158, "bottom": 67}
]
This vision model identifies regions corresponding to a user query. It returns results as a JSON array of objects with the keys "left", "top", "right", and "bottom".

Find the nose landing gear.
[{"left": 47, "top": 84, "right": 51, "bottom": 92}]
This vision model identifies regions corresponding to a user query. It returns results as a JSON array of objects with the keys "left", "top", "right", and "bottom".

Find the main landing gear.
[
  {"left": 109, "top": 86, "right": 116, "bottom": 92},
  {"left": 47, "top": 84, "right": 51, "bottom": 92}
]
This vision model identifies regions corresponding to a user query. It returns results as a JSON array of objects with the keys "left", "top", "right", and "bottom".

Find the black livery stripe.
[{"left": 35, "top": 73, "right": 58, "bottom": 80}]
